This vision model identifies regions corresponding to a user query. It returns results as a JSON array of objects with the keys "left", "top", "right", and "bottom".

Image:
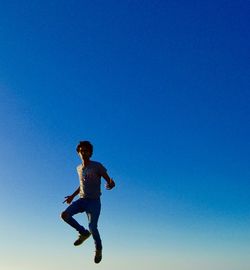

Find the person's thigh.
[
  {"left": 64, "top": 198, "right": 87, "bottom": 216},
  {"left": 86, "top": 199, "right": 101, "bottom": 226}
]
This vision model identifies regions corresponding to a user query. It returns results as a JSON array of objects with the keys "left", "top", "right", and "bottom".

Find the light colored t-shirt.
[{"left": 77, "top": 161, "right": 107, "bottom": 199}]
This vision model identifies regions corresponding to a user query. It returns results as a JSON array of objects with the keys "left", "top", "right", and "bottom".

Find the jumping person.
[{"left": 61, "top": 141, "right": 115, "bottom": 264}]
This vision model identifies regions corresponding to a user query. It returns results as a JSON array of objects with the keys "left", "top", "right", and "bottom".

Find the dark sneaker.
[
  {"left": 74, "top": 231, "right": 91, "bottom": 246},
  {"left": 94, "top": 249, "right": 102, "bottom": 264}
]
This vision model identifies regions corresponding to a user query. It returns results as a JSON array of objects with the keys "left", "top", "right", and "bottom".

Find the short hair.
[{"left": 76, "top": 141, "right": 93, "bottom": 156}]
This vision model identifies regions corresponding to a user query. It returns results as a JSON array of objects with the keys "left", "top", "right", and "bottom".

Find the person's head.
[{"left": 76, "top": 141, "right": 93, "bottom": 160}]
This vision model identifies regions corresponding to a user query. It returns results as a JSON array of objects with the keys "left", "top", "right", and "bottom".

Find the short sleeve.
[{"left": 98, "top": 163, "right": 107, "bottom": 176}]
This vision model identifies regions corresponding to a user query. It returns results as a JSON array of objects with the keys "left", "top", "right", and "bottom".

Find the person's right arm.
[{"left": 63, "top": 186, "right": 80, "bottom": 204}]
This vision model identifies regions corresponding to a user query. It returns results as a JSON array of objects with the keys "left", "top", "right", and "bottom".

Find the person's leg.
[
  {"left": 61, "top": 198, "right": 89, "bottom": 235},
  {"left": 86, "top": 198, "right": 102, "bottom": 251}
]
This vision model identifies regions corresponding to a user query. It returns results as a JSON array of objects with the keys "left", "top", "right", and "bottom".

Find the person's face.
[{"left": 78, "top": 147, "right": 91, "bottom": 160}]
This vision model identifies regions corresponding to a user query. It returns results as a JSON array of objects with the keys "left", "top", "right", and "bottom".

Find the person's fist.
[{"left": 106, "top": 179, "right": 115, "bottom": 190}]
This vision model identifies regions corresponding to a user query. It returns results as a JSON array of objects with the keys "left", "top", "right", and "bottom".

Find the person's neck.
[{"left": 82, "top": 158, "right": 90, "bottom": 167}]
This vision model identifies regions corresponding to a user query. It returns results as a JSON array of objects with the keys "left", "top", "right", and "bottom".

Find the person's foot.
[
  {"left": 74, "top": 230, "right": 91, "bottom": 246},
  {"left": 94, "top": 249, "right": 102, "bottom": 264}
]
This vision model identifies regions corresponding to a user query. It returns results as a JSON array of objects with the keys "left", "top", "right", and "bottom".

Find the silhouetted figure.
[{"left": 61, "top": 141, "right": 115, "bottom": 264}]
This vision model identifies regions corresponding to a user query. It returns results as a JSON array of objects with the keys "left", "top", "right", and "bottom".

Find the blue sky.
[{"left": 0, "top": 1, "right": 250, "bottom": 269}]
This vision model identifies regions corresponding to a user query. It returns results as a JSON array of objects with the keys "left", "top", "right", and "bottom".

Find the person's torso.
[{"left": 77, "top": 161, "right": 106, "bottom": 199}]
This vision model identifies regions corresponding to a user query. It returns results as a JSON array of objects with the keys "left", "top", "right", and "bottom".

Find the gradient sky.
[{"left": 0, "top": 1, "right": 250, "bottom": 270}]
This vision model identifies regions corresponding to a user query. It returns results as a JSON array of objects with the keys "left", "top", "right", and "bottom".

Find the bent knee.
[{"left": 61, "top": 211, "right": 69, "bottom": 221}]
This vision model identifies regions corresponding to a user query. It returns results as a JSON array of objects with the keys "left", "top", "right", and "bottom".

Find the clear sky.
[{"left": 0, "top": 1, "right": 249, "bottom": 269}]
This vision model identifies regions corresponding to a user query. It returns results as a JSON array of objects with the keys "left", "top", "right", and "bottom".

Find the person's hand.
[
  {"left": 105, "top": 179, "right": 115, "bottom": 190},
  {"left": 63, "top": 195, "right": 74, "bottom": 204}
]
